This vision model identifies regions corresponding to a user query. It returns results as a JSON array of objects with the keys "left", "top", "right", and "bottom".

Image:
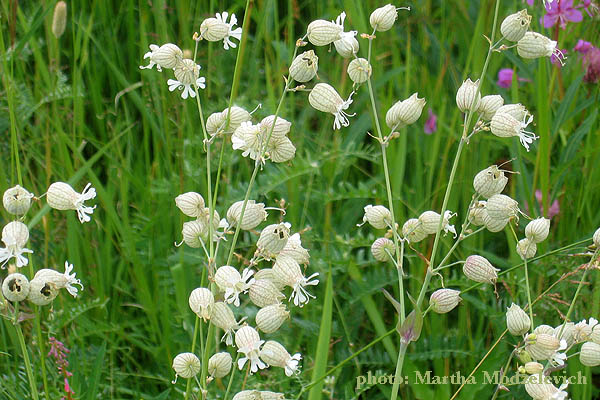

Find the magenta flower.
[
  {"left": 583, "top": 46, "right": 600, "bottom": 83},
  {"left": 574, "top": 39, "right": 593, "bottom": 53},
  {"left": 424, "top": 108, "right": 437, "bottom": 134},
  {"left": 543, "top": 0, "right": 583, "bottom": 29},
  {"left": 496, "top": 68, "right": 529, "bottom": 89},
  {"left": 531, "top": 190, "right": 560, "bottom": 218}
]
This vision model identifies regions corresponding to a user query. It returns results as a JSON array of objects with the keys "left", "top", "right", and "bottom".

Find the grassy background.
[{"left": 1, "top": 0, "right": 599, "bottom": 399}]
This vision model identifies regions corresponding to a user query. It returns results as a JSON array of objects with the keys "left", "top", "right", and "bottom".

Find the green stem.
[
  {"left": 523, "top": 258, "right": 535, "bottom": 331},
  {"left": 390, "top": 342, "right": 408, "bottom": 400},
  {"left": 491, "top": 350, "right": 516, "bottom": 400},
  {"left": 15, "top": 321, "right": 39, "bottom": 400},
  {"left": 223, "top": 353, "right": 241, "bottom": 400}
]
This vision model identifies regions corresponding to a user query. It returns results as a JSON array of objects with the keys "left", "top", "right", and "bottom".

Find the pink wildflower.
[
  {"left": 574, "top": 39, "right": 593, "bottom": 53},
  {"left": 497, "top": 68, "right": 529, "bottom": 89},
  {"left": 543, "top": 0, "right": 583, "bottom": 29},
  {"left": 424, "top": 108, "right": 437, "bottom": 134}
]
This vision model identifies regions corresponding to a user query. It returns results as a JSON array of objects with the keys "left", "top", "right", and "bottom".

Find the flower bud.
[
  {"left": 279, "top": 233, "right": 310, "bottom": 265},
  {"left": 517, "top": 238, "right": 537, "bottom": 260},
  {"left": 506, "top": 303, "right": 530, "bottom": 336},
  {"left": 289, "top": 50, "right": 319, "bottom": 83},
  {"left": 429, "top": 288, "right": 461, "bottom": 313},
  {"left": 200, "top": 18, "right": 230, "bottom": 41},
  {"left": 208, "top": 352, "right": 232, "bottom": 378},
  {"left": 593, "top": 227, "right": 600, "bottom": 247},
  {"left": 486, "top": 194, "right": 519, "bottom": 220},
  {"left": 525, "top": 333, "right": 560, "bottom": 360},
  {"left": 259, "top": 340, "right": 301, "bottom": 376},
  {"left": 52, "top": 1, "right": 68, "bottom": 38},
  {"left": 249, "top": 279, "right": 285, "bottom": 308},
  {"left": 516, "top": 348, "right": 533, "bottom": 364},
  {"left": 232, "top": 390, "right": 261, "bottom": 400},
  {"left": 27, "top": 277, "right": 59, "bottom": 306},
  {"left": 456, "top": 78, "right": 481, "bottom": 112},
  {"left": 370, "top": 4, "right": 398, "bottom": 32},
  {"left": 371, "top": 238, "right": 395, "bottom": 262},
  {"left": 362, "top": 205, "right": 392, "bottom": 229},
  {"left": 256, "top": 303, "right": 289, "bottom": 333},
  {"left": 517, "top": 32, "right": 565, "bottom": 65},
  {"left": 520, "top": 361, "right": 544, "bottom": 375},
  {"left": 525, "top": 218, "right": 550, "bottom": 243},
  {"left": 497, "top": 103, "right": 528, "bottom": 121},
  {"left": 580, "top": 342, "right": 600, "bottom": 367},
  {"left": 175, "top": 192, "right": 206, "bottom": 218},
  {"left": 473, "top": 165, "right": 508, "bottom": 199},
  {"left": 500, "top": 10, "right": 531, "bottom": 42},
  {"left": 468, "top": 201, "right": 487, "bottom": 226},
  {"left": 172, "top": 352, "right": 201, "bottom": 379},
  {"left": 402, "top": 218, "right": 427, "bottom": 243},
  {"left": 189, "top": 287, "right": 214, "bottom": 321},
  {"left": 227, "top": 200, "right": 267, "bottom": 230},
  {"left": 307, "top": 19, "right": 342, "bottom": 46},
  {"left": 257, "top": 223, "right": 291, "bottom": 258},
  {"left": 347, "top": 58, "right": 372, "bottom": 84},
  {"left": 477, "top": 95, "right": 504, "bottom": 120},
  {"left": 463, "top": 255, "right": 499, "bottom": 284},
  {"left": 3, "top": 185, "right": 34, "bottom": 215},
  {"left": 2, "top": 273, "right": 30, "bottom": 302},
  {"left": 482, "top": 212, "right": 509, "bottom": 233},
  {"left": 385, "top": 93, "right": 426, "bottom": 129}
]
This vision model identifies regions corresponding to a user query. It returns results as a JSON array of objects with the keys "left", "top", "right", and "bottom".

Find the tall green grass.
[{"left": 1, "top": 0, "right": 599, "bottom": 399}]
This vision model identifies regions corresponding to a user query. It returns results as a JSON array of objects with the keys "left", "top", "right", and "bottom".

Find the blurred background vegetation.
[{"left": 1, "top": 0, "right": 599, "bottom": 399}]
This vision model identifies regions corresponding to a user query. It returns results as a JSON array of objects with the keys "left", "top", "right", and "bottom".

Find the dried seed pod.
[
  {"left": 189, "top": 287, "right": 214, "bottom": 321},
  {"left": 468, "top": 201, "right": 487, "bottom": 226},
  {"left": 370, "top": 4, "right": 398, "bottom": 32},
  {"left": 52, "top": 1, "right": 68, "bottom": 38},
  {"left": 347, "top": 58, "right": 371, "bottom": 84},
  {"left": 259, "top": 340, "right": 301, "bottom": 376},
  {"left": 362, "top": 205, "right": 392, "bottom": 229},
  {"left": 200, "top": 17, "right": 230, "bottom": 41},
  {"left": 506, "top": 303, "right": 530, "bottom": 336},
  {"left": 371, "top": 237, "right": 395, "bottom": 262},
  {"left": 455, "top": 78, "right": 481, "bottom": 112},
  {"left": 517, "top": 31, "right": 565, "bottom": 65},
  {"left": 172, "top": 352, "right": 201, "bottom": 379},
  {"left": 385, "top": 93, "right": 427, "bottom": 129},
  {"left": 27, "top": 277, "right": 59, "bottom": 306},
  {"left": 2, "top": 273, "right": 30, "bottom": 302},
  {"left": 227, "top": 200, "right": 267, "bottom": 230},
  {"left": 477, "top": 95, "right": 504, "bottom": 120},
  {"left": 175, "top": 192, "right": 206, "bottom": 218},
  {"left": 289, "top": 50, "right": 319, "bottom": 82},
  {"left": 580, "top": 342, "right": 600, "bottom": 366},
  {"left": 249, "top": 279, "right": 285, "bottom": 308},
  {"left": 486, "top": 194, "right": 519, "bottom": 220},
  {"left": 463, "top": 255, "right": 500, "bottom": 284},
  {"left": 306, "top": 19, "right": 342, "bottom": 46},
  {"left": 402, "top": 218, "right": 427, "bottom": 243},
  {"left": 3, "top": 185, "right": 34, "bottom": 215},
  {"left": 473, "top": 165, "right": 509, "bottom": 199},
  {"left": 256, "top": 303, "right": 289, "bottom": 333},
  {"left": 500, "top": 10, "right": 531, "bottom": 42},
  {"left": 525, "top": 333, "right": 560, "bottom": 360},
  {"left": 429, "top": 289, "right": 461, "bottom": 313},
  {"left": 517, "top": 238, "right": 537, "bottom": 260},
  {"left": 279, "top": 233, "right": 310, "bottom": 265},
  {"left": 257, "top": 223, "right": 291, "bottom": 258},
  {"left": 208, "top": 352, "right": 233, "bottom": 379},
  {"left": 525, "top": 217, "right": 550, "bottom": 243}
]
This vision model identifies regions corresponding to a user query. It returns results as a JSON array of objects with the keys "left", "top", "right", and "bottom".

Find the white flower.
[
  {"left": 272, "top": 255, "right": 319, "bottom": 307},
  {"left": 139, "top": 43, "right": 183, "bottom": 71},
  {"left": 0, "top": 221, "right": 33, "bottom": 268},
  {"left": 47, "top": 182, "right": 97, "bottom": 223},
  {"left": 214, "top": 266, "right": 255, "bottom": 307},
  {"left": 34, "top": 261, "right": 84, "bottom": 297},
  {"left": 550, "top": 339, "right": 568, "bottom": 366},
  {"left": 167, "top": 59, "right": 206, "bottom": 99},
  {"left": 216, "top": 12, "right": 242, "bottom": 50},
  {"left": 332, "top": 12, "right": 358, "bottom": 58},
  {"left": 308, "top": 83, "right": 355, "bottom": 130},
  {"left": 551, "top": 383, "right": 569, "bottom": 400},
  {"left": 235, "top": 326, "right": 267, "bottom": 374}
]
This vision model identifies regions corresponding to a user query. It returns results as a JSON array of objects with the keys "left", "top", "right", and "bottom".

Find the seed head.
[
  {"left": 257, "top": 223, "right": 291, "bottom": 258},
  {"left": 27, "top": 277, "right": 59, "bottom": 306},
  {"left": 2, "top": 273, "right": 30, "bottom": 302}
]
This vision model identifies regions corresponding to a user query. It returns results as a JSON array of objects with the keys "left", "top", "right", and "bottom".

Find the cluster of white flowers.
[
  {"left": 1, "top": 183, "right": 91, "bottom": 307},
  {"left": 232, "top": 115, "right": 296, "bottom": 164},
  {"left": 172, "top": 191, "right": 318, "bottom": 395}
]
